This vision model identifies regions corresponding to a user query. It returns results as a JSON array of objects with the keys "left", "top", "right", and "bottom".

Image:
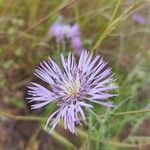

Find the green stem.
[
  {"left": 108, "top": 0, "right": 122, "bottom": 25},
  {"left": 114, "top": 109, "right": 150, "bottom": 116},
  {"left": 77, "top": 128, "right": 147, "bottom": 148},
  {"left": 0, "top": 111, "right": 45, "bottom": 121},
  {"left": 91, "top": 0, "right": 145, "bottom": 52},
  {"left": 91, "top": 0, "right": 122, "bottom": 52},
  {"left": 0, "top": 109, "right": 149, "bottom": 148},
  {"left": 0, "top": 109, "right": 150, "bottom": 122},
  {"left": 45, "top": 127, "right": 78, "bottom": 150}
]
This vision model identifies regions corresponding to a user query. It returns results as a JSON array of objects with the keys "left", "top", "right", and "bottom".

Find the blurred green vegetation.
[{"left": 0, "top": 0, "right": 150, "bottom": 150}]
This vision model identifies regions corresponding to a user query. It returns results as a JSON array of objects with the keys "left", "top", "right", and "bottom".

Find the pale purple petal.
[{"left": 27, "top": 82, "right": 54, "bottom": 109}]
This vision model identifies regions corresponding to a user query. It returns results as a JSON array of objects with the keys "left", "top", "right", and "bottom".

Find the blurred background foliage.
[{"left": 0, "top": 0, "right": 150, "bottom": 150}]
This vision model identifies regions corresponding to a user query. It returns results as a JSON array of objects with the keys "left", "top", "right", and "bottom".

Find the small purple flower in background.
[
  {"left": 69, "top": 24, "right": 83, "bottom": 54},
  {"left": 27, "top": 50, "right": 118, "bottom": 134},
  {"left": 132, "top": 13, "right": 146, "bottom": 25},
  {"left": 49, "top": 21, "right": 83, "bottom": 53},
  {"left": 71, "top": 36, "right": 83, "bottom": 55},
  {"left": 49, "top": 21, "right": 71, "bottom": 43},
  {"left": 69, "top": 24, "right": 80, "bottom": 37},
  {"left": 49, "top": 22, "right": 63, "bottom": 42}
]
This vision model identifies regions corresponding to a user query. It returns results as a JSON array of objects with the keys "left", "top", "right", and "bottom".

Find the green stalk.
[
  {"left": 0, "top": 109, "right": 150, "bottom": 121},
  {"left": 91, "top": 0, "right": 122, "bottom": 52},
  {"left": 45, "top": 127, "right": 78, "bottom": 150},
  {"left": 0, "top": 110, "right": 45, "bottom": 121},
  {"left": 91, "top": 0, "right": 145, "bottom": 52}
]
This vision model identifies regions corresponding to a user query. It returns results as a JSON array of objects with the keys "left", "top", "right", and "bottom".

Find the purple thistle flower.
[
  {"left": 49, "top": 21, "right": 83, "bottom": 53},
  {"left": 69, "top": 24, "right": 80, "bottom": 38},
  {"left": 69, "top": 24, "right": 83, "bottom": 54},
  {"left": 49, "top": 21, "right": 71, "bottom": 43},
  {"left": 71, "top": 36, "right": 83, "bottom": 55},
  {"left": 132, "top": 13, "right": 146, "bottom": 25},
  {"left": 27, "top": 50, "right": 118, "bottom": 134}
]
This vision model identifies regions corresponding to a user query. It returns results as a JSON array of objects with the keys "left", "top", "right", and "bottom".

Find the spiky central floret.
[{"left": 63, "top": 80, "right": 80, "bottom": 97}]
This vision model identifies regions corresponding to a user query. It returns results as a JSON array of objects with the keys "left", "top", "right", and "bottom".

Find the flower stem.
[
  {"left": 91, "top": 0, "right": 122, "bottom": 52},
  {"left": 0, "top": 111, "right": 46, "bottom": 121},
  {"left": 113, "top": 109, "right": 150, "bottom": 116},
  {"left": 0, "top": 109, "right": 150, "bottom": 122}
]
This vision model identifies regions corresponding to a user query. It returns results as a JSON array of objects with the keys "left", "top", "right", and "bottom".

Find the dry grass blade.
[
  {"left": 91, "top": 0, "right": 146, "bottom": 52},
  {"left": 3, "top": 0, "right": 77, "bottom": 51},
  {"left": 44, "top": 127, "right": 78, "bottom": 150}
]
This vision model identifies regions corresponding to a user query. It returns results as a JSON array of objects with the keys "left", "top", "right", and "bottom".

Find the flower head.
[
  {"left": 27, "top": 50, "right": 117, "bottom": 134},
  {"left": 69, "top": 24, "right": 80, "bottom": 38},
  {"left": 49, "top": 21, "right": 71, "bottom": 43},
  {"left": 132, "top": 13, "right": 146, "bottom": 25},
  {"left": 69, "top": 24, "right": 83, "bottom": 54},
  {"left": 49, "top": 21, "right": 83, "bottom": 54},
  {"left": 71, "top": 36, "right": 83, "bottom": 54}
]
